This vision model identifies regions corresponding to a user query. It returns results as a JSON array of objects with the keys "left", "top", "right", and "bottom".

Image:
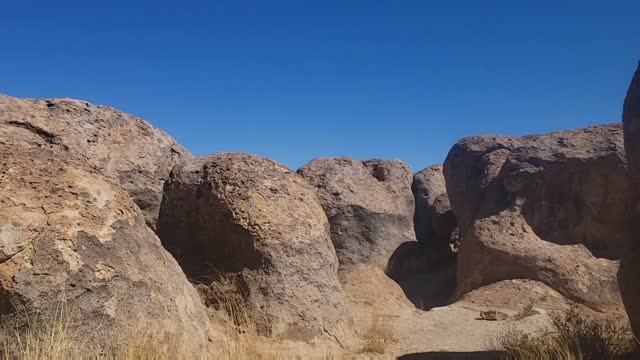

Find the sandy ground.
[
  {"left": 341, "top": 266, "right": 627, "bottom": 358},
  {"left": 208, "top": 265, "right": 628, "bottom": 358}
]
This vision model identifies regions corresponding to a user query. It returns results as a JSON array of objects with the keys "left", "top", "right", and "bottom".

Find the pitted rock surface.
[
  {"left": 298, "top": 157, "right": 415, "bottom": 270},
  {"left": 0, "top": 141, "right": 208, "bottom": 354},
  {"left": 158, "top": 153, "right": 353, "bottom": 342},
  {"left": 444, "top": 124, "right": 631, "bottom": 308},
  {"left": 0, "top": 94, "right": 191, "bottom": 229}
]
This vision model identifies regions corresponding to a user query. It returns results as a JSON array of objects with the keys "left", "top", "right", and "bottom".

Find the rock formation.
[
  {"left": 412, "top": 164, "right": 458, "bottom": 251},
  {"left": 0, "top": 141, "right": 208, "bottom": 354},
  {"left": 298, "top": 158, "right": 415, "bottom": 270},
  {"left": 621, "top": 62, "right": 640, "bottom": 339},
  {"left": 157, "top": 153, "right": 353, "bottom": 342},
  {"left": 0, "top": 95, "right": 191, "bottom": 229},
  {"left": 444, "top": 124, "right": 632, "bottom": 308}
]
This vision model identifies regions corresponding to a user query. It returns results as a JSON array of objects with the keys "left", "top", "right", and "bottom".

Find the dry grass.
[
  {"left": 0, "top": 295, "right": 190, "bottom": 359},
  {"left": 359, "top": 315, "right": 397, "bottom": 354},
  {"left": 111, "top": 322, "right": 189, "bottom": 360},
  {"left": 0, "top": 276, "right": 363, "bottom": 359},
  {"left": 205, "top": 274, "right": 267, "bottom": 358},
  {"left": 0, "top": 300, "right": 74, "bottom": 359},
  {"left": 496, "top": 307, "right": 637, "bottom": 360}
]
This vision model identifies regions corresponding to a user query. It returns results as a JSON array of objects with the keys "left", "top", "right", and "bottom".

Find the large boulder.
[
  {"left": 621, "top": 62, "right": 640, "bottom": 339},
  {"left": 298, "top": 158, "right": 415, "bottom": 270},
  {"left": 157, "top": 153, "right": 353, "bottom": 342},
  {"left": 0, "top": 94, "right": 191, "bottom": 229},
  {"left": 0, "top": 141, "right": 208, "bottom": 354},
  {"left": 412, "top": 164, "right": 458, "bottom": 251},
  {"left": 444, "top": 124, "right": 632, "bottom": 309}
]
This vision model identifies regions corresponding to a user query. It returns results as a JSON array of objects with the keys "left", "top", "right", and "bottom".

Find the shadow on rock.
[{"left": 386, "top": 242, "right": 457, "bottom": 310}]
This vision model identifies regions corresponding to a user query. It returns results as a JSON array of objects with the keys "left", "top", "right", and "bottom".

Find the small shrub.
[
  {"left": 359, "top": 315, "right": 397, "bottom": 354},
  {"left": 512, "top": 303, "right": 540, "bottom": 321},
  {"left": 496, "top": 307, "right": 636, "bottom": 360}
]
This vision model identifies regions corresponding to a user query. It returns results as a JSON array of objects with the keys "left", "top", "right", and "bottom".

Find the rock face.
[
  {"left": 444, "top": 124, "right": 632, "bottom": 308},
  {"left": 0, "top": 141, "right": 208, "bottom": 354},
  {"left": 621, "top": 62, "right": 640, "bottom": 339},
  {"left": 157, "top": 153, "right": 353, "bottom": 341},
  {"left": 0, "top": 94, "right": 191, "bottom": 229},
  {"left": 298, "top": 158, "right": 415, "bottom": 270},
  {"left": 412, "top": 164, "right": 458, "bottom": 251}
]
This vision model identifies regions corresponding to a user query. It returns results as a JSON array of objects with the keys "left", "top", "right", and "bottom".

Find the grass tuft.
[
  {"left": 0, "top": 300, "right": 74, "bottom": 360},
  {"left": 0, "top": 294, "right": 191, "bottom": 359},
  {"left": 496, "top": 307, "right": 636, "bottom": 360},
  {"left": 359, "top": 315, "right": 396, "bottom": 354}
]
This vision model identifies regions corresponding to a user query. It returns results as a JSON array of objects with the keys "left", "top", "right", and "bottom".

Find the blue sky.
[{"left": 1, "top": 1, "right": 638, "bottom": 171}]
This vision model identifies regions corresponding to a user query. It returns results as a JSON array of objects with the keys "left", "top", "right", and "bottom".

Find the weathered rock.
[
  {"left": 298, "top": 157, "right": 415, "bottom": 270},
  {"left": 157, "top": 153, "right": 353, "bottom": 342},
  {"left": 0, "top": 142, "right": 208, "bottom": 354},
  {"left": 412, "top": 164, "right": 458, "bottom": 251},
  {"left": 621, "top": 62, "right": 640, "bottom": 339},
  {"left": 444, "top": 124, "right": 631, "bottom": 309},
  {"left": 0, "top": 94, "right": 191, "bottom": 229}
]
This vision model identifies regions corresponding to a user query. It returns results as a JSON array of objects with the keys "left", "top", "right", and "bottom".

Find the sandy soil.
[{"left": 208, "top": 266, "right": 628, "bottom": 358}]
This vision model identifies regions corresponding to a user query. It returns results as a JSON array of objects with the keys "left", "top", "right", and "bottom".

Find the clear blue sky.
[{"left": 1, "top": 1, "right": 638, "bottom": 171}]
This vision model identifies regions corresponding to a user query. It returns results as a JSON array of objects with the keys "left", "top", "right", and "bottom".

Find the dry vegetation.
[
  {"left": 0, "top": 304, "right": 189, "bottom": 359},
  {"left": 358, "top": 315, "right": 397, "bottom": 354},
  {"left": 0, "top": 276, "right": 341, "bottom": 359},
  {"left": 0, "top": 301, "right": 74, "bottom": 360},
  {"left": 496, "top": 307, "right": 637, "bottom": 360},
  {"left": 511, "top": 302, "right": 540, "bottom": 321},
  {"left": 204, "top": 274, "right": 276, "bottom": 359}
]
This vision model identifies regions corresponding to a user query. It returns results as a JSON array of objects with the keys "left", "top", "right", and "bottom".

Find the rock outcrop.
[
  {"left": 298, "top": 158, "right": 415, "bottom": 270},
  {"left": 157, "top": 153, "right": 353, "bottom": 342},
  {"left": 444, "top": 124, "right": 632, "bottom": 308},
  {"left": 0, "top": 141, "right": 208, "bottom": 354},
  {"left": 0, "top": 95, "right": 191, "bottom": 229},
  {"left": 621, "top": 62, "right": 640, "bottom": 339},
  {"left": 412, "top": 164, "right": 458, "bottom": 251}
]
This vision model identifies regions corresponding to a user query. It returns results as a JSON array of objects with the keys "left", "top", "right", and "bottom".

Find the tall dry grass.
[
  {"left": 0, "top": 295, "right": 191, "bottom": 359},
  {"left": 496, "top": 307, "right": 637, "bottom": 360},
  {"left": 357, "top": 314, "right": 397, "bottom": 354},
  {"left": 0, "top": 275, "right": 394, "bottom": 359},
  {"left": 0, "top": 299, "right": 74, "bottom": 359},
  {"left": 204, "top": 274, "right": 268, "bottom": 358}
]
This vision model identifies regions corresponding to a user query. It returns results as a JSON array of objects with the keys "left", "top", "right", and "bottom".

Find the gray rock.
[
  {"left": 298, "top": 157, "right": 416, "bottom": 270},
  {"left": 621, "top": 62, "right": 640, "bottom": 340},
  {"left": 157, "top": 153, "right": 353, "bottom": 342},
  {"left": 412, "top": 164, "right": 458, "bottom": 251}
]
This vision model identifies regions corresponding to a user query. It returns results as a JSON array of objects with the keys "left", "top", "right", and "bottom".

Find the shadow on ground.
[
  {"left": 386, "top": 242, "right": 458, "bottom": 310},
  {"left": 398, "top": 351, "right": 505, "bottom": 360},
  {"left": 396, "top": 260, "right": 457, "bottom": 310}
]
